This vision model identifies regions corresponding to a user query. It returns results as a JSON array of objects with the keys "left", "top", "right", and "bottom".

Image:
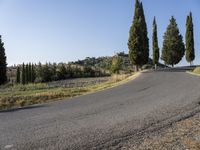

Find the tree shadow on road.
[
  {"left": 0, "top": 105, "right": 45, "bottom": 113},
  {"left": 143, "top": 67, "right": 196, "bottom": 73}
]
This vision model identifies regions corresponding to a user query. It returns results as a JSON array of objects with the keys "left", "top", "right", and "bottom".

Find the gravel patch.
[{"left": 128, "top": 111, "right": 200, "bottom": 150}]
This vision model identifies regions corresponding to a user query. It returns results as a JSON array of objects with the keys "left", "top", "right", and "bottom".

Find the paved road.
[{"left": 1, "top": 68, "right": 200, "bottom": 150}]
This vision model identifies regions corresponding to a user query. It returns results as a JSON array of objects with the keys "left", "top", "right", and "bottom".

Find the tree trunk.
[
  {"left": 172, "top": 64, "right": 174, "bottom": 68},
  {"left": 155, "top": 64, "right": 157, "bottom": 70}
]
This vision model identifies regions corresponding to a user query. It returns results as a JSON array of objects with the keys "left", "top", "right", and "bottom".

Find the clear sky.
[{"left": 0, "top": 0, "right": 199, "bottom": 66}]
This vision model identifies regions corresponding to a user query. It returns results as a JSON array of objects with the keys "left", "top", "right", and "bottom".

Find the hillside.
[
  {"left": 70, "top": 52, "right": 166, "bottom": 73},
  {"left": 6, "top": 52, "right": 166, "bottom": 83}
]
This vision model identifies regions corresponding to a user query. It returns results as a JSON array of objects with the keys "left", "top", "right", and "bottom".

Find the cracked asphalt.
[{"left": 1, "top": 68, "right": 200, "bottom": 150}]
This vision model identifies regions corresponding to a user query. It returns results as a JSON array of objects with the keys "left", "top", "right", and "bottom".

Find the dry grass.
[
  {"left": 193, "top": 67, "right": 200, "bottom": 75},
  {"left": 110, "top": 74, "right": 130, "bottom": 82},
  {"left": 0, "top": 73, "right": 139, "bottom": 110}
]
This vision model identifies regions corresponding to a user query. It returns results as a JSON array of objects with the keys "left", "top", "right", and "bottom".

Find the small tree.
[
  {"left": 0, "top": 36, "right": 7, "bottom": 85},
  {"left": 161, "top": 16, "right": 185, "bottom": 67},
  {"left": 185, "top": 12, "right": 195, "bottom": 65},
  {"left": 152, "top": 17, "right": 159, "bottom": 69},
  {"left": 110, "top": 55, "right": 122, "bottom": 74}
]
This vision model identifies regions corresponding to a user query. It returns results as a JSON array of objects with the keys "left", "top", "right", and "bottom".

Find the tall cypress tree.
[
  {"left": 128, "top": 0, "right": 149, "bottom": 71},
  {"left": 25, "top": 64, "right": 29, "bottom": 84},
  {"left": 0, "top": 36, "right": 7, "bottom": 85},
  {"left": 161, "top": 16, "right": 185, "bottom": 67},
  {"left": 152, "top": 17, "right": 159, "bottom": 69},
  {"left": 185, "top": 12, "right": 195, "bottom": 65},
  {"left": 28, "top": 63, "right": 32, "bottom": 83},
  {"left": 31, "top": 63, "right": 36, "bottom": 83},
  {"left": 22, "top": 63, "right": 26, "bottom": 85},
  {"left": 139, "top": 2, "right": 149, "bottom": 65},
  {"left": 16, "top": 66, "right": 21, "bottom": 84}
]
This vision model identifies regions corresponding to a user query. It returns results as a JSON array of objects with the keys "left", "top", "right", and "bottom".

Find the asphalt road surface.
[{"left": 1, "top": 68, "right": 200, "bottom": 150}]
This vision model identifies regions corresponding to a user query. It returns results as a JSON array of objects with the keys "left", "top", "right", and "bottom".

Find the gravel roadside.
[{"left": 128, "top": 107, "right": 200, "bottom": 150}]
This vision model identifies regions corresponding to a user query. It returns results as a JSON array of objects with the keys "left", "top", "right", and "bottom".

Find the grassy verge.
[
  {"left": 0, "top": 73, "right": 140, "bottom": 110},
  {"left": 187, "top": 67, "right": 200, "bottom": 77}
]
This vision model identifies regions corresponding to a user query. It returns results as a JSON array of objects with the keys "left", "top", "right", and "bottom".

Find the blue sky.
[{"left": 0, "top": 0, "right": 199, "bottom": 66}]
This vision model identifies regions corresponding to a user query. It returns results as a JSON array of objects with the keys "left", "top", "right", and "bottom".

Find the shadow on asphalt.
[
  {"left": 143, "top": 66, "right": 196, "bottom": 73},
  {"left": 0, "top": 105, "right": 45, "bottom": 113},
  {"left": 155, "top": 69, "right": 190, "bottom": 72}
]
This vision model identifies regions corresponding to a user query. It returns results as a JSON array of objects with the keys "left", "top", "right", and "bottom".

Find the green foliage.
[
  {"left": 185, "top": 12, "right": 195, "bottom": 65},
  {"left": 19, "top": 63, "right": 36, "bottom": 84},
  {"left": 139, "top": 3, "right": 149, "bottom": 65},
  {"left": 40, "top": 63, "right": 54, "bottom": 82},
  {"left": 31, "top": 64, "right": 36, "bottom": 83},
  {"left": 152, "top": 17, "right": 159, "bottom": 65},
  {"left": 128, "top": 0, "right": 149, "bottom": 69},
  {"left": 22, "top": 63, "right": 26, "bottom": 85},
  {"left": 161, "top": 16, "right": 185, "bottom": 67},
  {"left": 16, "top": 67, "right": 20, "bottom": 84},
  {"left": 25, "top": 64, "right": 29, "bottom": 84},
  {"left": 57, "top": 64, "right": 68, "bottom": 80},
  {"left": 0, "top": 36, "right": 7, "bottom": 85},
  {"left": 110, "top": 56, "right": 122, "bottom": 74},
  {"left": 28, "top": 63, "right": 32, "bottom": 83}
]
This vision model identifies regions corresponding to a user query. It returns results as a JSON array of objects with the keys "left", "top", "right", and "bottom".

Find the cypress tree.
[
  {"left": 0, "top": 36, "right": 7, "bottom": 85},
  {"left": 57, "top": 64, "right": 68, "bottom": 80},
  {"left": 22, "top": 63, "right": 26, "bottom": 85},
  {"left": 152, "top": 17, "right": 159, "bottom": 69},
  {"left": 25, "top": 64, "right": 29, "bottom": 84},
  {"left": 139, "top": 2, "right": 149, "bottom": 65},
  {"left": 161, "top": 16, "right": 185, "bottom": 67},
  {"left": 185, "top": 12, "right": 195, "bottom": 65},
  {"left": 28, "top": 63, "right": 32, "bottom": 83},
  {"left": 16, "top": 66, "right": 21, "bottom": 84},
  {"left": 31, "top": 63, "right": 36, "bottom": 83},
  {"left": 25, "top": 64, "right": 28, "bottom": 84},
  {"left": 128, "top": 0, "right": 149, "bottom": 71}
]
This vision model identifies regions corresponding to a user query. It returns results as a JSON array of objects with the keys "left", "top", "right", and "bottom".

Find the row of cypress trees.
[
  {"left": 16, "top": 63, "right": 36, "bottom": 84},
  {"left": 0, "top": 36, "right": 7, "bottom": 85},
  {"left": 129, "top": 0, "right": 195, "bottom": 69}
]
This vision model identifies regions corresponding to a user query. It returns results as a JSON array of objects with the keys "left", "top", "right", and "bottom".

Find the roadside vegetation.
[
  {"left": 186, "top": 66, "right": 200, "bottom": 76},
  {"left": 188, "top": 67, "right": 200, "bottom": 76},
  {"left": 193, "top": 67, "right": 200, "bottom": 75},
  {"left": 0, "top": 73, "right": 139, "bottom": 110}
]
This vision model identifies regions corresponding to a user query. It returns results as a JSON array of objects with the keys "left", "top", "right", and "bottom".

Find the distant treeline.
[
  {"left": 15, "top": 62, "right": 109, "bottom": 84},
  {"left": 9, "top": 52, "right": 165, "bottom": 84}
]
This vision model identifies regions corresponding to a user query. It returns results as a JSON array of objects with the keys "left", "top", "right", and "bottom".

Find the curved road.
[{"left": 1, "top": 68, "right": 200, "bottom": 149}]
